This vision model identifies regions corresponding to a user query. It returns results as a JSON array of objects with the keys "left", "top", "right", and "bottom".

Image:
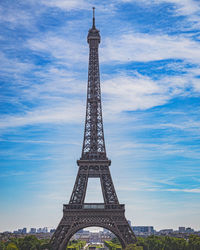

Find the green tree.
[
  {"left": 136, "top": 237, "right": 148, "bottom": 250},
  {"left": 5, "top": 243, "right": 18, "bottom": 250},
  {"left": 0, "top": 241, "right": 5, "bottom": 250},
  {"left": 146, "top": 235, "right": 164, "bottom": 250},
  {"left": 17, "top": 235, "right": 41, "bottom": 250},
  {"left": 111, "top": 237, "right": 120, "bottom": 244},
  {"left": 125, "top": 243, "right": 143, "bottom": 250},
  {"left": 162, "top": 236, "right": 187, "bottom": 250},
  {"left": 188, "top": 235, "right": 200, "bottom": 250}
]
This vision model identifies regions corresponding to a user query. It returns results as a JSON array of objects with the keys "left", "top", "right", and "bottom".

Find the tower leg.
[{"left": 69, "top": 167, "right": 88, "bottom": 204}]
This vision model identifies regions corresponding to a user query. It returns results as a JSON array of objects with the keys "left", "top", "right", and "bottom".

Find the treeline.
[
  {"left": 0, "top": 235, "right": 49, "bottom": 249},
  {"left": 135, "top": 235, "right": 200, "bottom": 250},
  {"left": 0, "top": 237, "right": 86, "bottom": 250},
  {"left": 107, "top": 235, "right": 200, "bottom": 250},
  {"left": 1, "top": 235, "right": 200, "bottom": 250}
]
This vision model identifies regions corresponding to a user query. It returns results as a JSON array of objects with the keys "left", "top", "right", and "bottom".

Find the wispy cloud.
[
  {"left": 0, "top": 4, "right": 34, "bottom": 28},
  {"left": 0, "top": 171, "right": 30, "bottom": 178},
  {"left": 102, "top": 70, "right": 199, "bottom": 114},
  {"left": 27, "top": 35, "right": 88, "bottom": 65},
  {"left": 103, "top": 73, "right": 168, "bottom": 113},
  {"left": 122, "top": 0, "right": 200, "bottom": 16},
  {"left": 156, "top": 0, "right": 200, "bottom": 16},
  {"left": 0, "top": 101, "right": 84, "bottom": 129},
  {"left": 102, "top": 32, "right": 200, "bottom": 64},
  {"left": 42, "top": 0, "right": 91, "bottom": 11},
  {"left": 166, "top": 188, "right": 200, "bottom": 193}
]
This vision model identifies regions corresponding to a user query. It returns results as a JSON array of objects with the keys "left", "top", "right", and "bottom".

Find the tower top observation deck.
[{"left": 87, "top": 7, "right": 101, "bottom": 44}]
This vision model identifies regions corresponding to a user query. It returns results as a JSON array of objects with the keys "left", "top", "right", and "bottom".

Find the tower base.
[{"left": 50, "top": 203, "right": 137, "bottom": 249}]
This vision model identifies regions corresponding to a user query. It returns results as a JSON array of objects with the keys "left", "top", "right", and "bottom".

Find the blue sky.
[{"left": 0, "top": 0, "right": 200, "bottom": 232}]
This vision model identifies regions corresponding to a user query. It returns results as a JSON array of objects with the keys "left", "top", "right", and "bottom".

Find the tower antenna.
[{"left": 92, "top": 7, "right": 95, "bottom": 28}]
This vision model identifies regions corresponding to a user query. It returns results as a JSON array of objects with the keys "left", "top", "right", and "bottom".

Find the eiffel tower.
[{"left": 50, "top": 8, "right": 137, "bottom": 250}]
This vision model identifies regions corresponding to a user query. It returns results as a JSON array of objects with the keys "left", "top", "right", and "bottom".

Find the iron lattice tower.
[{"left": 50, "top": 8, "right": 136, "bottom": 249}]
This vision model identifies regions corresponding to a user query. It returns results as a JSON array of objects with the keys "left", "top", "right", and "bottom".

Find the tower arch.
[{"left": 60, "top": 224, "right": 126, "bottom": 250}]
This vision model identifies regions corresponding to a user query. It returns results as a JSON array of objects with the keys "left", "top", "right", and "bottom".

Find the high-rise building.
[
  {"left": 43, "top": 227, "right": 48, "bottom": 233},
  {"left": 185, "top": 227, "right": 194, "bottom": 233},
  {"left": 103, "top": 228, "right": 110, "bottom": 234},
  {"left": 37, "top": 227, "right": 48, "bottom": 233},
  {"left": 30, "top": 228, "right": 36, "bottom": 234},
  {"left": 179, "top": 227, "right": 185, "bottom": 233},
  {"left": 159, "top": 229, "right": 173, "bottom": 235},
  {"left": 132, "top": 226, "right": 154, "bottom": 236},
  {"left": 22, "top": 228, "right": 27, "bottom": 234}
]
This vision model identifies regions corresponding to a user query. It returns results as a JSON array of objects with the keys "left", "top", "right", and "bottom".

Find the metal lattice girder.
[{"left": 69, "top": 163, "right": 119, "bottom": 205}]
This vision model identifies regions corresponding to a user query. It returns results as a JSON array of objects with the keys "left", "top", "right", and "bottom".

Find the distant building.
[
  {"left": 103, "top": 228, "right": 110, "bottom": 234},
  {"left": 186, "top": 227, "right": 194, "bottom": 233},
  {"left": 22, "top": 228, "right": 27, "bottom": 234},
  {"left": 30, "top": 228, "right": 36, "bottom": 234},
  {"left": 43, "top": 227, "right": 48, "bottom": 233},
  {"left": 179, "top": 227, "right": 186, "bottom": 233},
  {"left": 159, "top": 229, "right": 173, "bottom": 235},
  {"left": 89, "top": 232, "right": 100, "bottom": 243},
  {"left": 132, "top": 226, "right": 154, "bottom": 236},
  {"left": 100, "top": 234, "right": 113, "bottom": 242},
  {"left": 37, "top": 227, "right": 48, "bottom": 233},
  {"left": 17, "top": 229, "right": 23, "bottom": 234},
  {"left": 75, "top": 230, "right": 90, "bottom": 242},
  {"left": 50, "top": 229, "right": 56, "bottom": 233}
]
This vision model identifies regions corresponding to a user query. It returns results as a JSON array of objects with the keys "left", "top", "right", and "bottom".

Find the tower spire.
[{"left": 92, "top": 7, "right": 95, "bottom": 28}]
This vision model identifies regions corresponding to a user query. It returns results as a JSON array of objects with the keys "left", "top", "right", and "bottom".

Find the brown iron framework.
[{"left": 50, "top": 8, "right": 136, "bottom": 249}]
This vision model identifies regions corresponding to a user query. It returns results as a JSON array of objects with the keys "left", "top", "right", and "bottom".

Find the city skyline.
[
  {"left": 1, "top": 0, "right": 200, "bottom": 232},
  {"left": 2, "top": 224, "right": 199, "bottom": 235}
]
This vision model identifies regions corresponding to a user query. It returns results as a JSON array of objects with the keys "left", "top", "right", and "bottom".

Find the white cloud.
[
  {"left": 101, "top": 32, "right": 200, "bottom": 64},
  {"left": 102, "top": 73, "right": 168, "bottom": 113},
  {"left": 0, "top": 52, "right": 33, "bottom": 76},
  {"left": 166, "top": 188, "right": 200, "bottom": 193},
  {"left": 27, "top": 35, "right": 88, "bottom": 65},
  {"left": 0, "top": 101, "right": 84, "bottom": 129},
  {"left": 108, "top": 135, "right": 200, "bottom": 160},
  {"left": 42, "top": 0, "right": 90, "bottom": 11},
  {"left": 121, "top": 0, "right": 200, "bottom": 16},
  {"left": 117, "top": 180, "right": 200, "bottom": 194},
  {"left": 101, "top": 69, "right": 199, "bottom": 115},
  {"left": 1, "top": 68, "right": 199, "bottom": 129},
  {"left": 157, "top": 0, "right": 200, "bottom": 16},
  {"left": 0, "top": 5, "right": 34, "bottom": 28},
  {"left": 20, "top": 68, "right": 85, "bottom": 102},
  {"left": 121, "top": 0, "right": 200, "bottom": 30}
]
